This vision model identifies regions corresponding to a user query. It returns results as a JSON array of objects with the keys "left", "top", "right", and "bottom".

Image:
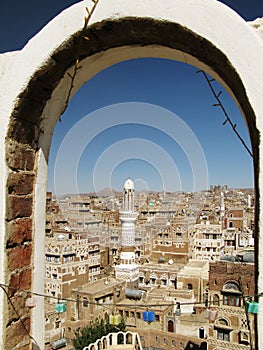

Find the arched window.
[
  {"left": 126, "top": 333, "right": 132, "bottom": 344},
  {"left": 109, "top": 334, "right": 113, "bottom": 346},
  {"left": 216, "top": 318, "right": 231, "bottom": 342},
  {"left": 168, "top": 320, "right": 174, "bottom": 332},
  {"left": 223, "top": 282, "right": 240, "bottom": 291},
  {"left": 222, "top": 282, "right": 242, "bottom": 307},
  {"left": 118, "top": 333, "right": 124, "bottom": 345},
  {"left": 213, "top": 294, "right": 220, "bottom": 306},
  {"left": 187, "top": 283, "right": 193, "bottom": 290}
]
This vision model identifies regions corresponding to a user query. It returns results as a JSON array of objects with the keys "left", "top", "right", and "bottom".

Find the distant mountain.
[{"left": 89, "top": 188, "right": 122, "bottom": 197}]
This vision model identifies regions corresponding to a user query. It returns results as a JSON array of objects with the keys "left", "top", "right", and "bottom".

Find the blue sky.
[{"left": 1, "top": 1, "right": 262, "bottom": 195}]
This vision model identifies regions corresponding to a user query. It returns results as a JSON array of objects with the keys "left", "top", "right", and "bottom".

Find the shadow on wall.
[
  {"left": 185, "top": 341, "right": 207, "bottom": 350},
  {"left": 33, "top": 343, "right": 41, "bottom": 350}
]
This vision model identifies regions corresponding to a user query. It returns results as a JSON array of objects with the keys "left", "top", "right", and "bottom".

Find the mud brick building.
[{"left": 208, "top": 260, "right": 255, "bottom": 350}]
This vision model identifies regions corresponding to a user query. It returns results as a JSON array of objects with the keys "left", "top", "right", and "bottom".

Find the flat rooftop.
[{"left": 72, "top": 277, "right": 124, "bottom": 295}]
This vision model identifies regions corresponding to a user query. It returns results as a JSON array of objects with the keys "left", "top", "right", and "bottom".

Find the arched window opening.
[
  {"left": 213, "top": 294, "right": 220, "bottom": 306},
  {"left": 126, "top": 333, "right": 133, "bottom": 344},
  {"left": 215, "top": 318, "right": 232, "bottom": 342},
  {"left": 187, "top": 283, "right": 193, "bottom": 290},
  {"left": 222, "top": 281, "right": 242, "bottom": 307},
  {"left": 0, "top": 2, "right": 258, "bottom": 350},
  {"left": 117, "top": 333, "right": 124, "bottom": 345},
  {"left": 168, "top": 320, "right": 174, "bottom": 332}
]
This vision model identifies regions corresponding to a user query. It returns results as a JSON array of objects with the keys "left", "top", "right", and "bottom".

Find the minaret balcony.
[{"left": 119, "top": 211, "right": 138, "bottom": 220}]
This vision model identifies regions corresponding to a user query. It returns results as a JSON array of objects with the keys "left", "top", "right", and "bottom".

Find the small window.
[{"left": 217, "top": 328, "right": 230, "bottom": 341}]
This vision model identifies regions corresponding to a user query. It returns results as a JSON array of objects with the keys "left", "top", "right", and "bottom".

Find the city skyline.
[{"left": 1, "top": 1, "right": 262, "bottom": 195}]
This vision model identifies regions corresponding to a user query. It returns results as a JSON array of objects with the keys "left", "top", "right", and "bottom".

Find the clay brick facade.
[
  {"left": 226, "top": 208, "right": 244, "bottom": 231},
  {"left": 208, "top": 261, "right": 255, "bottom": 350}
]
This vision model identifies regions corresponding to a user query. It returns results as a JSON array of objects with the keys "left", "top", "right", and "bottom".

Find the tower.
[{"left": 115, "top": 178, "right": 140, "bottom": 286}]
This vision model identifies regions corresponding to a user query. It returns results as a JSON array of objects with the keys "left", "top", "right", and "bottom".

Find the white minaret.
[{"left": 115, "top": 178, "right": 140, "bottom": 284}]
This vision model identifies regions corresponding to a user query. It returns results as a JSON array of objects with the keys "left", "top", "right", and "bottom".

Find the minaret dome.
[{"left": 124, "top": 178, "right": 134, "bottom": 190}]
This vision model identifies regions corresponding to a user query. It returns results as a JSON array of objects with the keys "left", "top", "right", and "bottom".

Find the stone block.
[
  {"left": 9, "top": 269, "right": 32, "bottom": 297},
  {"left": 6, "top": 141, "right": 35, "bottom": 171},
  {"left": 8, "top": 295, "right": 30, "bottom": 323},
  {"left": 6, "top": 195, "right": 33, "bottom": 221},
  {"left": 7, "top": 218, "right": 32, "bottom": 247},
  {"left": 5, "top": 317, "right": 31, "bottom": 349},
  {"left": 7, "top": 118, "right": 39, "bottom": 148},
  {"left": 7, "top": 172, "right": 34, "bottom": 195},
  {"left": 8, "top": 245, "right": 32, "bottom": 271}
]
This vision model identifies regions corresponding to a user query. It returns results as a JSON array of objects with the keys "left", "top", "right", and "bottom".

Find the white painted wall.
[{"left": 0, "top": 0, "right": 263, "bottom": 348}]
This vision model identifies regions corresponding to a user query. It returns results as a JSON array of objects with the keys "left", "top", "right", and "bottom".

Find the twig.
[
  {"left": 197, "top": 70, "right": 253, "bottom": 158},
  {"left": 59, "top": 0, "right": 100, "bottom": 121}
]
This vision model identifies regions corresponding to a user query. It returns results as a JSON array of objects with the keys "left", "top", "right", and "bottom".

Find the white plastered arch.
[{"left": 0, "top": 0, "right": 263, "bottom": 348}]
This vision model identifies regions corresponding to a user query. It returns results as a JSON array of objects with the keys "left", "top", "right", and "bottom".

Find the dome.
[
  {"left": 57, "top": 234, "right": 65, "bottom": 240},
  {"left": 124, "top": 178, "right": 134, "bottom": 190}
]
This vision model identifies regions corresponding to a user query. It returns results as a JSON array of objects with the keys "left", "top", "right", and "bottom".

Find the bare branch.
[{"left": 197, "top": 70, "right": 253, "bottom": 158}]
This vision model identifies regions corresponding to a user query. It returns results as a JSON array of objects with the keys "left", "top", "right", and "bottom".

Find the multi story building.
[
  {"left": 226, "top": 208, "right": 244, "bottom": 230},
  {"left": 192, "top": 221, "right": 224, "bottom": 261},
  {"left": 176, "top": 260, "right": 209, "bottom": 304},
  {"left": 138, "top": 260, "right": 181, "bottom": 289},
  {"left": 45, "top": 230, "right": 101, "bottom": 301},
  {"left": 151, "top": 227, "right": 190, "bottom": 265},
  {"left": 45, "top": 229, "right": 101, "bottom": 346},
  {"left": 208, "top": 260, "right": 255, "bottom": 350}
]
